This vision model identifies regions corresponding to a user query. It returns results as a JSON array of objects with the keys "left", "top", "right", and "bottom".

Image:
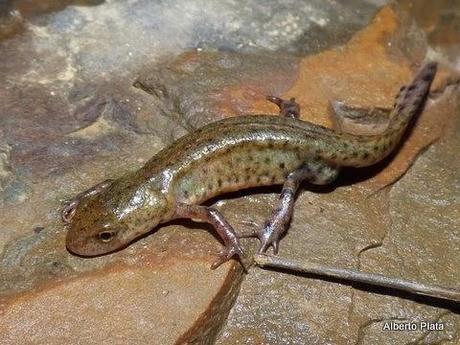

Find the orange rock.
[
  {"left": 247, "top": 6, "right": 457, "bottom": 191},
  {"left": 0, "top": 231, "right": 244, "bottom": 344}
]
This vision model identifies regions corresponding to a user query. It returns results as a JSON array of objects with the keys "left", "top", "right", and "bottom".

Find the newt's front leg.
[{"left": 173, "top": 202, "right": 247, "bottom": 270}]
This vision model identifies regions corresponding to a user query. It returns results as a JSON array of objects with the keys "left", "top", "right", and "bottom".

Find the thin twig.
[{"left": 254, "top": 254, "right": 460, "bottom": 303}]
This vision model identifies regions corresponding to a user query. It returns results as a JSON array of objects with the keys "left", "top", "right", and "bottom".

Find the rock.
[
  {"left": 1, "top": 234, "right": 244, "bottom": 345},
  {"left": 1, "top": 0, "right": 459, "bottom": 344},
  {"left": 215, "top": 4, "right": 460, "bottom": 345}
]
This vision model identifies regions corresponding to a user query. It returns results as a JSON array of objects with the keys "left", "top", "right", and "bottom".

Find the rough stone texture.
[
  {"left": 0, "top": 0, "right": 459, "bottom": 344},
  {"left": 0, "top": 0, "right": 389, "bottom": 343},
  {"left": 215, "top": 4, "right": 460, "bottom": 345},
  {"left": 1, "top": 253, "right": 243, "bottom": 345}
]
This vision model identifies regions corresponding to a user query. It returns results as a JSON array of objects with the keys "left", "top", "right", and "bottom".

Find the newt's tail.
[{"left": 387, "top": 62, "right": 437, "bottom": 133}]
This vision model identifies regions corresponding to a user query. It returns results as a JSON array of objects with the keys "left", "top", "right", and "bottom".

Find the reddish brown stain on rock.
[{"left": 245, "top": 6, "right": 457, "bottom": 191}]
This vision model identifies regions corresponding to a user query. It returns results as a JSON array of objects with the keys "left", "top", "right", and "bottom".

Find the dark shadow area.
[
  {"left": 259, "top": 265, "right": 460, "bottom": 314},
  {"left": 68, "top": 216, "right": 231, "bottom": 260}
]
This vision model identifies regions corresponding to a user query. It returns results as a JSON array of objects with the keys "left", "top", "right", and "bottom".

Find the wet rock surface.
[
  {"left": 1, "top": 0, "right": 459, "bottom": 344},
  {"left": 215, "top": 6, "right": 460, "bottom": 344}
]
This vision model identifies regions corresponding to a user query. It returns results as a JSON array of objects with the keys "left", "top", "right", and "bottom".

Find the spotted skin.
[{"left": 64, "top": 63, "right": 437, "bottom": 269}]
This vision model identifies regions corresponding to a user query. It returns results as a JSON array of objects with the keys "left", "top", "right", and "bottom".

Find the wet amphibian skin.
[{"left": 63, "top": 62, "right": 437, "bottom": 269}]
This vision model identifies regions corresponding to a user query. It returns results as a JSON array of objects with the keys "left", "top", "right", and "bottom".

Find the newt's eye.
[{"left": 98, "top": 231, "right": 116, "bottom": 242}]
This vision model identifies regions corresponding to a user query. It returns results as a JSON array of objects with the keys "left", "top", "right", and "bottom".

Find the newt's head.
[{"left": 64, "top": 178, "right": 170, "bottom": 256}]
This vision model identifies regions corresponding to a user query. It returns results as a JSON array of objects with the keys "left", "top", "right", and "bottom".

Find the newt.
[{"left": 63, "top": 62, "right": 437, "bottom": 269}]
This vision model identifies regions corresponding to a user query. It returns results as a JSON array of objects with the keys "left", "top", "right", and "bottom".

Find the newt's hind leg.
[
  {"left": 266, "top": 96, "right": 300, "bottom": 119},
  {"left": 240, "top": 161, "right": 339, "bottom": 254}
]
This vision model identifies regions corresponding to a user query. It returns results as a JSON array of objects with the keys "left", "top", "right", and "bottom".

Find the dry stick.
[{"left": 254, "top": 254, "right": 460, "bottom": 303}]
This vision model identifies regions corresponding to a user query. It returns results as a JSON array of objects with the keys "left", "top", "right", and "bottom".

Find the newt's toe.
[{"left": 210, "top": 243, "right": 248, "bottom": 271}]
